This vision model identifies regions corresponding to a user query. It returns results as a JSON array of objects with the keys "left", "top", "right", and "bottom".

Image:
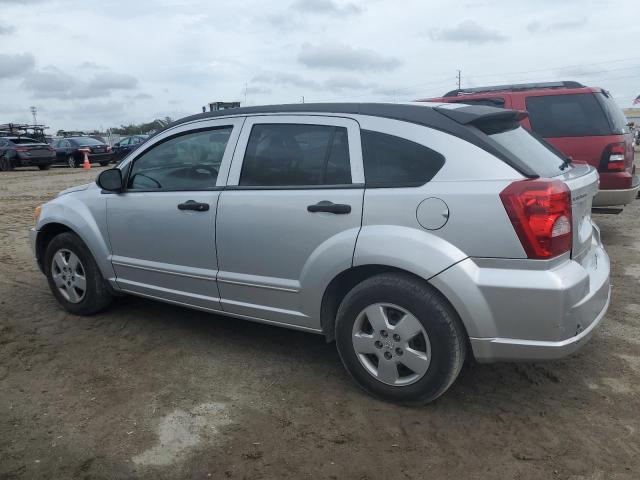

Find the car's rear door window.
[
  {"left": 239, "top": 124, "right": 351, "bottom": 186},
  {"left": 127, "top": 127, "right": 233, "bottom": 191},
  {"left": 361, "top": 130, "right": 445, "bottom": 186},
  {"left": 525, "top": 93, "right": 612, "bottom": 137}
]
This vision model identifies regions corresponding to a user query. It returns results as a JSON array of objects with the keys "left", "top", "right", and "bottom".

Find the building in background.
[
  {"left": 623, "top": 108, "right": 640, "bottom": 125},
  {"left": 202, "top": 101, "right": 241, "bottom": 113}
]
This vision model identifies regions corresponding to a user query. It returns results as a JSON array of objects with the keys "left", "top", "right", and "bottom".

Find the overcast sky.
[{"left": 1, "top": 0, "right": 639, "bottom": 132}]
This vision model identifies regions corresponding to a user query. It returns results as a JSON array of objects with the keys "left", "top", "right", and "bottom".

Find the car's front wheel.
[
  {"left": 44, "top": 232, "right": 113, "bottom": 315},
  {"left": 335, "top": 273, "right": 467, "bottom": 405},
  {"left": 67, "top": 155, "right": 77, "bottom": 168}
]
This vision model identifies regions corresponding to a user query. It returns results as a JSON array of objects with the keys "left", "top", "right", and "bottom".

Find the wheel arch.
[
  {"left": 36, "top": 222, "right": 73, "bottom": 270},
  {"left": 36, "top": 211, "right": 115, "bottom": 283},
  {"left": 320, "top": 264, "right": 471, "bottom": 346}
]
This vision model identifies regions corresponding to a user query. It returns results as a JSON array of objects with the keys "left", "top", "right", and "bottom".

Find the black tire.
[
  {"left": 0, "top": 156, "right": 14, "bottom": 171},
  {"left": 335, "top": 273, "right": 467, "bottom": 405},
  {"left": 99, "top": 161, "right": 109, "bottom": 167},
  {"left": 44, "top": 232, "right": 113, "bottom": 315},
  {"left": 38, "top": 164, "right": 51, "bottom": 170},
  {"left": 67, "top": 155, "right": 77, "bottom": 168}
]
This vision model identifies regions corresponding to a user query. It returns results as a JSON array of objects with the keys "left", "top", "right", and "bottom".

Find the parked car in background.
[
  {"left": 422, "top": 81, "right": 639, "bottom": 207},
  {"left": 112, "top": 135, "right": 149, "bottom": 163},
  {"left": 52, "top": 136, "right": 113, "bottom": 168},
  {"left": 0, "top": 136, "right": 55, "bottom": 171},
  {"left": 30, "top": 103, "right": 610, "bottom": 404}
]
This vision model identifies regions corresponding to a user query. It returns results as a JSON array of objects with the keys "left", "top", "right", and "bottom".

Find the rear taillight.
[
  {"left": 602, "top": 142, "right": 626, "bottom": 172},
  {"left": 15, "top": 147, "right": 28, "bottom": 152},
  {"left": 106, "top": 146, "right": 112, "bottom": 152},
  {"left": 500, "top": 179, "right": 572, "bottom": 259}
]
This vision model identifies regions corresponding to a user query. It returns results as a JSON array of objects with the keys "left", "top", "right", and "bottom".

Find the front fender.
[{"left": 37, "top": 194, "right": 115, "bottom": 282}]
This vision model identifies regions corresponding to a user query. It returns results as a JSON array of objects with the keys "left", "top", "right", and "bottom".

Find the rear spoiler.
[
  {"left": 434, "top": 104, "right": 539, "bottom": 179},
  {"left": 434, "top": 105, "right": 528, "bottom": 134}
]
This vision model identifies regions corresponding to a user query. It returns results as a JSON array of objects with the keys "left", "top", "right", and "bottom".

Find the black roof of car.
[
  {"left": 443, "top": 81, "right": 586, "bottom": 97},
  {"left": 162, "top": 102, "right": 538, "bottom": 178}
]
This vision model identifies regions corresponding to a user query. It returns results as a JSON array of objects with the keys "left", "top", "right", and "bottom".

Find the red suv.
[{"left": 422, "top": 81, "right": 638, "bottom": 207}]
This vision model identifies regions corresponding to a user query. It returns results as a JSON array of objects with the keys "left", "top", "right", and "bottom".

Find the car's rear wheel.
[
  {"left": 99, "top": 161, "right": 109, "bottom": 167},
  {"left": 0, "top": 156, "right": 14, "bottom": 171},
  {"left": 67, "top": 155, "right": 77, "bottom": 168},
  {"left": 335, "top": 273, "right": 466, "bottom": 405},
  {"left": 44, "top": 232, "right": 113, "bottom": 315},
  {"left": 38, "top": 164, "right": 51, "bottom": 170}
]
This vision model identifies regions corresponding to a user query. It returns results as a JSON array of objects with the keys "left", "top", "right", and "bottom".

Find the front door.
[
  {"left": 216, "top": 115, "right": 365, "bottom": 330},
  {"left": 106, "top": 118, "right": 243, "bottom": 310}
]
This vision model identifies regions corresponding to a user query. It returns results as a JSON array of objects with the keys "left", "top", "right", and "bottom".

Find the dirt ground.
[{"left": 1, "top": 161, "right": 639, "bottom": 480}]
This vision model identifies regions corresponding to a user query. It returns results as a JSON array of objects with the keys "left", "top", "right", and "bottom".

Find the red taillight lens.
[
  {"left": 500, "top": 179, "right": 572, "bottom": 259},
  {"left": 106, "top": 146, "right": 112, "bottom": 152},
  {"left": 15, "top": 147, "right": 28, "bottom": 152},
  {"left": 602, "top": 142, "right": 626, "bottom": 172}
]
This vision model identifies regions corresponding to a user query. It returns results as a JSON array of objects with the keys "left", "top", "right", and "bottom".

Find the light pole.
[{"left": 30, "top": 106, "right": 38, "bottom": 125}]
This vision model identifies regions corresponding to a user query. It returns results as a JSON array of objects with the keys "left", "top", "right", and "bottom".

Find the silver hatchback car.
[{"left": 31, "top": 103, "right": 610, "bottom": 404}]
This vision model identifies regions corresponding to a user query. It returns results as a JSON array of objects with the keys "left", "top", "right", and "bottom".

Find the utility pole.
[
  {"left": 457, "top": 70, "right": 461, "bottom": 90},
  {"left": 30, "top": 106, "right": 37, "bottom": 125},
  {"left": 301, "top": 96, "right": 305, "bottom": 103},
  {"left": 244, "top": 81, "right": 248, "bottom": 105}
]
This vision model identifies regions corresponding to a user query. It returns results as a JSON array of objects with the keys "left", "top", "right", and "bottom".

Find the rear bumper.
[
  {"left": 430, "top": 224, "right": 610, "bottom": 362},
  {"left": 88, "top": 152, "right": 113, "bottom": 163},
  {"left": 469, "top": 287, "right": 609, "bottom": 361},
  {"left": 17, "top": 155, "right": 55, "bottom": 166},
  {"left": 593, "top": 175, "right": 639, "bottom": 206}
]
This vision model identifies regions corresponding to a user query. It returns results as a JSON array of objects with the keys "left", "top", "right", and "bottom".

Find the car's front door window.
[{"left": 127, "top": 127, "right": 233, "bottom": 191}]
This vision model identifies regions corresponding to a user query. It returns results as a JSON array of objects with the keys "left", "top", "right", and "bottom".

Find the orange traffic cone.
[{"left": 81, "top": 149, "right": 91, "bottom": 170}]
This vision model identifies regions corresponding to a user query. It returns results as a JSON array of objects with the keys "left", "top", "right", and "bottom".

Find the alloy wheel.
[
  {"left": 51, "top": 249, "right": 87, "bottom": 303},
  {"left": 351, "top": 303, "right": 431, "bottom": 386}
]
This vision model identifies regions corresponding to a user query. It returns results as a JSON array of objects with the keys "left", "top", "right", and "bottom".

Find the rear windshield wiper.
[{"left": 559, "top": 155, "right": 572, "bottom": 170}]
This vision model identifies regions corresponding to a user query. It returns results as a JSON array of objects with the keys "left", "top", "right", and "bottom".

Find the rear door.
[
  {"left": 215, "top": 115, "right": 364, "bottom": 329},
  {"left": 106, "top": 117, "right": 243, "bottom": 310}
]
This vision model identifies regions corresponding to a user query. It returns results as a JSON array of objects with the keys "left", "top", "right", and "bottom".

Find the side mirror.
[
  {"left": 113, "top": 142, "right": 120, "bottom": 148},
  {"left": 96, "top": 168, "right": 123, "bottom": 192}
]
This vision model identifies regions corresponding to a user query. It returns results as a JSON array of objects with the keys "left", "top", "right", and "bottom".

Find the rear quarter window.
[
  {"left": 525, "top": 93, "right": 612, "bottom": 137},
  {"left": 361, "top": 130, "right": 445, "bottom": 186},
  {"left": 489, "top": 126, "right": 565, "bottom": 177},
  {"left": 597, "top": 92, "right": 630, "bottom": 134}
]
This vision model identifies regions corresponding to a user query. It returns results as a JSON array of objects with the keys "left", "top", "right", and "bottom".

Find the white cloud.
[
  {"left": 0, "top": 53, "right": 35, "bottom": 79},
  {"left": 430, "top": 20, "right": 507, "bottom": 44},
  {"left": 298, "top": 43, "right": 401, "bottom": 71}
]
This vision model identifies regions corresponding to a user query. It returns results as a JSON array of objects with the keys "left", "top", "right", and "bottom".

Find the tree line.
[{"left": 56, "top": 117, "right": 174, "bottom": 137}]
